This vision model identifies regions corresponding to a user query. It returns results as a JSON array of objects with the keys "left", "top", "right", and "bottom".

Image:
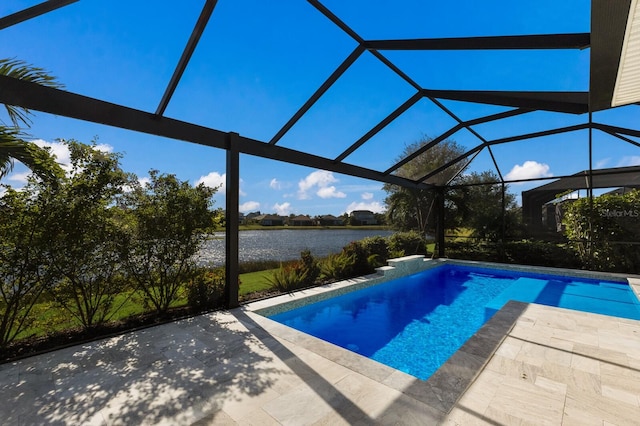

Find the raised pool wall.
[{"left": 251, "top": 255, "right": 640, "bottom": 317}]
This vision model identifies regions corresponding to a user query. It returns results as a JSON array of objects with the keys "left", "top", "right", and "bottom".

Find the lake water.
[{"left": 198, "top": 229, "right": 395, "bottom": 265}]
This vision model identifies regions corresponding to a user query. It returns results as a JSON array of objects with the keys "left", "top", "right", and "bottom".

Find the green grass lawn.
[
  {"left": 445, "top": 227, "right": 474, "bottom": 240},
  {"left": 239, "top": 268, "right": 276, "bottom": 295},
  {"left": 13, "top": 269, "right": 274, "bottom": 342},
  {"left": 15, "top": 289, "right": 190, "bottom": 341}
]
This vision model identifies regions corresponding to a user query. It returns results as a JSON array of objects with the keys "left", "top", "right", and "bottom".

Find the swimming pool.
[{"left": 267, "top": 263, "right": 640, "bottom": 380}]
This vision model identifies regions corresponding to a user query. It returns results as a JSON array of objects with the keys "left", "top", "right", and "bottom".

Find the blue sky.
[{"left": 2, "top": 0, "right": 639, "bottom": 215}]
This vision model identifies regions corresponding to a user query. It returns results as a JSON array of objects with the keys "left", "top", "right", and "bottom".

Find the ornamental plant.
[
  {"left": 267, "top": 264, "right": 308, "bottom": 293},
  {"left": 0, "top": 184, "right": 55, "bottom": 347},
  {"left": 118, "top": 170, "right": 219, "bottom": 314},
  {"left": 186, "top": 267, "right": 225, "bottom": 313},
  {"left": 563, "top": 190, "right": 640, "bottom": 273},
  {"left": 43, "top": 140, "right": 132, "bottom": 329},
  {"left": 387, "top": 231, "right": 428, "bottom": 257},
  {"left": 268, "top": 250, "right": 319, "bottom": 293}
]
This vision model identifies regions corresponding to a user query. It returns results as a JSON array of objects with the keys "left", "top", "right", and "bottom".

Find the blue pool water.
[{"left": 268, "top": 264, "right": 640, "bottom": 380}]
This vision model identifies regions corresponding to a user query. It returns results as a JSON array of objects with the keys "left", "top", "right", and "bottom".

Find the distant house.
[
  {"left": 245, "top": 211, "right": 262, "bottom": 223},
  {"left": 317, "top": 214, "right": 344, "bottom": 226},
  {"left": 257, "top": 214, "right": 285, "bottom": 226},
  {"left": 350, "top": 210, "right": 377, "bottom": 225},
  {"left": 289, "top": 215, "right": 314, "bottom": 226}
]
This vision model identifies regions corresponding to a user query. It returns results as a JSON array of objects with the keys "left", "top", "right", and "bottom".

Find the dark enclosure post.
[
  {"left": 225, "top": 132, "right": 240, "bottom": 308},
  {"left": 587, "top": 111, "right": 594, "bottom": 268},
  {"left": 436, "top": 186, "right": 446, "bottom": 258},
  {"left": 500, "top": 182, "right": 506, "bottom": 259}
]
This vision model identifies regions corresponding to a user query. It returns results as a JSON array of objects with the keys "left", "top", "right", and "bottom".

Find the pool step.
[
  {"left": 484, "top": 277, "right": 637, "bottom": 321},
  {"left": 484, "top": 277, "right": 549, "bottom": 321}
]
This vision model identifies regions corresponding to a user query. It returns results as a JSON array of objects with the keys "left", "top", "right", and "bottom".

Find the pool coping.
[{"left": 243, "top": 258, "right": 640, "bottom": 414}]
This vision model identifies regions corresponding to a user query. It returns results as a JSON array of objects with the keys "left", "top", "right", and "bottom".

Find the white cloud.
[
  {"left": 2, "top": 139, "right": 110, "bottom": 187},
  {"left": 317, "top": 185, "right": 346, "bottom": 199},
  {"left": 196, "top": 171, "right": 226, "bottom": 193},
  {"left": 7, "top": 172, "right": 30, "bottom": 184},
  {"left": 298, "top": 170, "right": 346, "bottom": 199},
  {"left": 240, "top": 201, "right": 260, "bottom": 212},
  {"left": 596, "top": 158, "right": 611, "bottom": 169},
  {"left": 32, "top": 139, "right": 71, "bottom": 172},
  {"left": 8, "top": 139, "right": 115, "bottom": 179},
  {"left": 273, "top": 202, "right": 291, "bottom": 215},
  {"left": 617, "top": 156, "right": 640, "bottom": 167},
  {"left": 297, "top": 191, "right": 312, "bottom": 200},
  {"left": 299, "top": 170, "right": 337, "bottom": 191},
  {"left": 93, "top": 143, "right": 114, "bottom": 153},
  {"left": 505, "top": 161, "right": 552, "bottom": 182},
  {"left": 269, "top": 178, "right": 282, "bottom": 190},
  {"left": 122, "top": 176, "right": 151, "bottom": 193},
  {"left": 361, "top": 192, "right": 374, "bottom": 200},
  {"left": 32, "top": 139, "right": 113, "bottom": 167},
  {"left": 340, "top": 183, "right": 383, "bottom": 193},
  {"left": 32, "top": 139, "right": 64, "bottom": 153},
  {"left": 345, "top": 201, "right": 386, "bottom": 214}
]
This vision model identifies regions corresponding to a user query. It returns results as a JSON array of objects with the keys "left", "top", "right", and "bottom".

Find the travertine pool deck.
[{"left": 1, "top": 299, "right": 639, "bottom": 425}]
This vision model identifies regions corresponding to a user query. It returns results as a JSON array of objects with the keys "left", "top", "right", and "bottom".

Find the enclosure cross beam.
[
  {"left": 155, "top": 0, "right": 219, "bottom": 116},
  {"left": 0, "top": 75, "right": 428, "bottom": 189},
  {"left": 363, "top": 33, "right": 590, "bottom": 51},
  {"left": 0, "top": 0, "right": 78, "bottom": 30}
]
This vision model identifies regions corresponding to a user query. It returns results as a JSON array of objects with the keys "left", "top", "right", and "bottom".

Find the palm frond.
[
  {"left": 0, "top": 126, "right": 63, "bottom": 184},
  {"left": 0, "top": 58, "right": 63, "bottom": 128},
  {"left": 0, "top": 126, "right": 24, "bottom": 178}
]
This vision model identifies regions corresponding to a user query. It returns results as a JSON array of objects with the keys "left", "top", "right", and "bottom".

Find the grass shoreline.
[{"left": 236, "top": 225, "right": 392, "bottom": 231}]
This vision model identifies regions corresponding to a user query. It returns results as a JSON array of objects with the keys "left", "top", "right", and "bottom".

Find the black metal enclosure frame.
[{"left": 1, "top": 0, "right": 639, "bottom": 306}]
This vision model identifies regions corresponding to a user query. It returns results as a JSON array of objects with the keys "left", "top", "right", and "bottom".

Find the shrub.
[
  {"left": 266, "top": 249, "right": 322, "bottom": 294},
  {"left": 42, "top": 140, "right": 131, "bottom": 330},
  {"left": 563, "top": 190, "right": 640, "bottom": 273},
  {"left": 360, "top": 236, "right": 389, "bottom": 268},
  {"left": 320, "top": 251, "right": 356, "bottom": 282},
  {"left": 388, "top": 231, "right": 428, "bottom": 256},
  {"left": 445, "top": 239, "right": 582, "bottom": 269},
  {"left": 445, "top": 240, "right": 490, "bottom": 261},
  {"left": 0, "top": 186, "right": 54, "bottom": 347},
  {"left": 186, "top": 268, "right": 225, "bottom": 313},
  {"left": 340, "top": 241, "right": 374, "bottom": 277},
  {"left": 298, "top": 250, "right": 320, "bottom": 287},
  {"left": 119, "top": 170, "right": 218, "bottom": 314},
  {"left": 267, "top": 264, "right": 308, "bottom": 293},
  {"left": 502, "top": 241, "right": 581, "bottom": 268}
]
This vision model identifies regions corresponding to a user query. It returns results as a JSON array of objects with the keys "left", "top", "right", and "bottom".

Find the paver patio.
[{"left": 1, "top": 300, "right": 639, "bottom": 425}]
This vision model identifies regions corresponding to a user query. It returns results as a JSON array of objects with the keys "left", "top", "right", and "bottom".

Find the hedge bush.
[
  {"left": 360, "top": 236, "right": 390, "bottom": 268},
  {"left": 186, "top": 267, "right": 225, "bottom": 313},
  {"left": 388, "top": 231, "right": 428, "bottom": 256},
  {"left": 445, "top": 240, "right": 581, "bottom": 269}
]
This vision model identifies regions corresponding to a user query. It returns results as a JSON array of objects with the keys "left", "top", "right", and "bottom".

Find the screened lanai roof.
[
  {"left": 2, "top": 0, "right": 640, "bottom": 307},
  {"left": 522, "top": 165, "right": 640, "bottom": 228},
  {"left": 1, "top": 0, "right": 639, "bottom": 193}
]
